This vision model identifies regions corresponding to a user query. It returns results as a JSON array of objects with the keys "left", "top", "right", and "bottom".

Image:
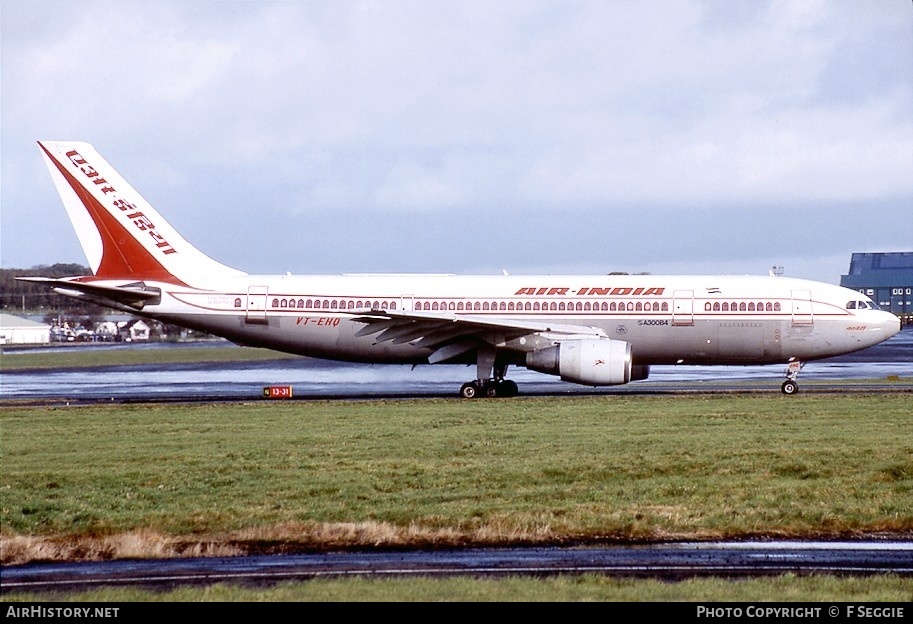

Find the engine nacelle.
[{"left": 525, "top": 338, "right": 633, "bottom": 386}]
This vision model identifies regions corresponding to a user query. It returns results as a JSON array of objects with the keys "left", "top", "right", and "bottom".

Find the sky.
[{"left": 2, "top": 0, "right": 911, "bottom": 285}]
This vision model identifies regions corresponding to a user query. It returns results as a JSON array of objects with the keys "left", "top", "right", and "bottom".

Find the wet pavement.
[{"left": 2, "top": 328, "right": 911, "bottom": 402}]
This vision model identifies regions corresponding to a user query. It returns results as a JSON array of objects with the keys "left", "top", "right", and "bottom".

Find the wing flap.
[
  {"left": 351, "top": 308, "right": 607, "bottom": 352},
  {"left": 428, "top": 340, "right": 478, "bottom": 364}
]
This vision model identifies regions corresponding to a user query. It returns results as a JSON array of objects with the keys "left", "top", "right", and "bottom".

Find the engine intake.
[{"left": 526, "top": 338, "right": 634, "bottom": 386}]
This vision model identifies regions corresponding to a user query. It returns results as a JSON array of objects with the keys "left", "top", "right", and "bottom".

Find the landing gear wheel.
[
  {"left": 497, "top": 380, "right": 519, "bottom": 397},
  {"left": 484, "top": 384, "right": 499, "bottom": 398},
  {"left": 460, "top": 382, "right": 479, "bottom": 399},
  {"left": 781, "top": 380, "right": 799, "bottom": 395}
]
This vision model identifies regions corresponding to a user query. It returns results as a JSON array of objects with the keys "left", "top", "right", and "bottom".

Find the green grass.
[
  {"left": 3, "top": 393, "right": 911, "bottom": 601},
  {"left": 0, "top": 344, "right": 297, "bottom": 370},
  {"left": 3, "top": 395, "right": 911, "bottom": 542},
  {"left": 4, "top": 574, "right": 912, "bottom": 602}
]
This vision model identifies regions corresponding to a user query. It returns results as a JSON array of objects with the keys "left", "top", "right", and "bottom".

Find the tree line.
[{"left": 0, "top": 264, "right": 108, "bottom": 317}]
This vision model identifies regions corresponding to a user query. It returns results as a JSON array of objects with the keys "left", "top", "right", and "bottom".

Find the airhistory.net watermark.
[{"left": 5, "top": 606, "right": 120, "bottom": 618}]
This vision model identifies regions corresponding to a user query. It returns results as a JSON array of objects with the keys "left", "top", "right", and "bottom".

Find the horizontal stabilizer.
[{"left": 16, "top": 277, "right": 161, "bottom": 309}]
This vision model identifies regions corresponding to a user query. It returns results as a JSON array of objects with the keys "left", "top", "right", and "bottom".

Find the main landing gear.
[
  {"left": 781, "top": 360, "right": 804, "bottom": 395},
  {"left": 459, "top": 378, "right": 519, "bottom": 399},
  {"left": 459, "top": 346, "right": 518, "bottom": 398}
]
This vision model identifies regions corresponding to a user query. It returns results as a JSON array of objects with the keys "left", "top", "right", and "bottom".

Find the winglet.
[{"left": 37, "top": 141, "right": 246, "bottom": 285}]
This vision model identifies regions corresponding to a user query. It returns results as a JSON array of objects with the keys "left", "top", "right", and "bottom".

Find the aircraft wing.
[
  {"left": 351, "top": 308, "right": 607, "bottom": 363},
  {"left": 16, "top": 277, "right": 161, "bottom": 310}
]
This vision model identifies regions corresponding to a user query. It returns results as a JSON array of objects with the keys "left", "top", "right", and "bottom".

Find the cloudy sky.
[{"left": 2, "top": 0, "right": 911, "bottom": 284}]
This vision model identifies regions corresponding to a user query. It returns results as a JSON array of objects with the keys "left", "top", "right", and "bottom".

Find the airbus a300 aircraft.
[{"left": 22, "top": 141, "right": 901, "bottom": 397}]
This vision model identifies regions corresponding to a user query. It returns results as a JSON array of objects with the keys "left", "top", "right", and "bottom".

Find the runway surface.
[
  {"left": 3, "top": 541, "right": 911, "bottom": 592},
  {"left": 2, "top": 328, "right": 911, "bottom": 403}
]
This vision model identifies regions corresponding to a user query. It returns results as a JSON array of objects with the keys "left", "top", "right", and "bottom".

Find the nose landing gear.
[{"left": 781, "top": 360, "right": 804, "bottom": 395}]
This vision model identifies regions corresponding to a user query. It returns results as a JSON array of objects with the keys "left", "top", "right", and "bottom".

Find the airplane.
[{"left": 20, "top": 141, "right": 901, "bottom": 398}]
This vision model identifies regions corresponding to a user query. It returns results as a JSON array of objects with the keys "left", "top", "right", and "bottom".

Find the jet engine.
[{"left": 525, "top": 338, "right": 634, "bottom": 386}]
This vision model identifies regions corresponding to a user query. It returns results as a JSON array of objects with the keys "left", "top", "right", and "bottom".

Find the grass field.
[
  {"left": 2, "top": 347, "right": 911, "bottom": 601},
  {"left": 4, "top": 573, "right": 911, "bottom": 602},
  {"left": 3, "top": 395, "right": 911, "bottom": 552},
  {"left": 0, "top": 343, "right": 297, "bottom": 370}
]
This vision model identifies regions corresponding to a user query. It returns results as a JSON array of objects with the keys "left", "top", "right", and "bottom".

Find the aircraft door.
[
  {"left": 672, "top": 290, "right": 694, "bottom": 326},
  {"left": 246, "top": 285, "right": 269, "bottom": 324},
  {"left": 400, "top": 295, "right": 415, "bottom": 312},
  {"left": 790, "top": 290, "right": 813, "bottom": 326}
]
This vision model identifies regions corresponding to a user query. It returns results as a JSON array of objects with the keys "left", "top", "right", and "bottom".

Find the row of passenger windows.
[
  {"left": 416, "top": 300, "right": 670, "bottom": 312},
  {"left": 265, "top": 299, "right": 397, "bottom": 310},
  {"left": 704, "top": 301, "right": 782, "bottom": 312},
  {"left": 253, "top": 298, "right": 783, "bottom": 313}
]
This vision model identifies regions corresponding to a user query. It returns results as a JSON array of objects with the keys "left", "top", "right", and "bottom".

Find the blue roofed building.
[{"left": 840, "top": 252, "right": 913, "bottom": 325}]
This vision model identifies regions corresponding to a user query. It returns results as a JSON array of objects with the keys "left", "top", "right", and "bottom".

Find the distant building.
[
  {"left": 840, "top": 252, "right": 913, "bottom": 325},
  {"left": 118, "top": 319, "right": 151, "bottom": 342},
  {"left": 0, "top": 313, "right": 51, "bottom": 345}
]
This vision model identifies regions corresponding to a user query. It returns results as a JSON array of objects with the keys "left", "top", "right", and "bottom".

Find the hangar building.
[
  {"left": 839, "top": 252, "right": 913, "bottom": 325},
  {"left": 0, "top": 313, "right": 51, "bottom": 345}
]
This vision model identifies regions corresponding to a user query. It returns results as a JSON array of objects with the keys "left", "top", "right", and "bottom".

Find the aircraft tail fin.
[{"left": 38, "top": 141, "right": 246, "bottom": 285}]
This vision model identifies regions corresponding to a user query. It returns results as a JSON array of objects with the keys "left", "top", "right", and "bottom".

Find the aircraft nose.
[{"left": 883, "top": 313, "right": 901, "bottom": 339}]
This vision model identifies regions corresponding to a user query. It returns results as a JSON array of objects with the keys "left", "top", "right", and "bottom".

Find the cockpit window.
[
  {"left": 847, "top": 301, "right": 856, "bottom": 309},
  {"left": 849, "top": 300, "right": 882, "bottom": 311}
]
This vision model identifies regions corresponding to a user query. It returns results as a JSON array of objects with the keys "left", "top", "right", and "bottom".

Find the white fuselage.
[{"left": 127, "top": 272, "right": 899, "bottom": 368}]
